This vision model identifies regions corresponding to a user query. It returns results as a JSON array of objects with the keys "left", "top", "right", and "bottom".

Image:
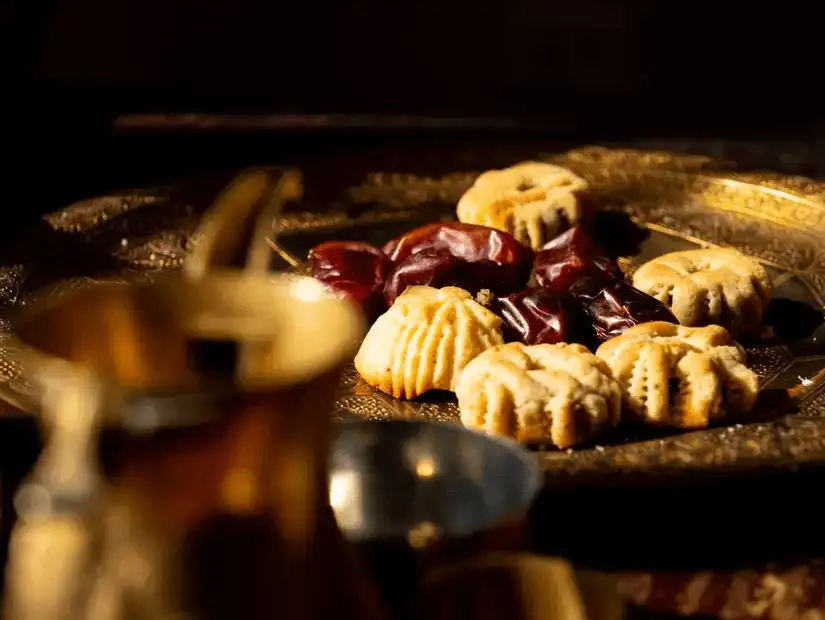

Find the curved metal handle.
[
  {"left": 184, "top": 167, "right": 303, "bottom": 280},
  {"left": 18, "top": 360, "right": 104, "bottom": 515},
  {"left": 5, "top": 361, "right": 105, "bottom": 620}
]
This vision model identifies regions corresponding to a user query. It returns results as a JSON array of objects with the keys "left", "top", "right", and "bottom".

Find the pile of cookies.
[{"left": 308, "top": 162, "right": 773, "bottom": 448}]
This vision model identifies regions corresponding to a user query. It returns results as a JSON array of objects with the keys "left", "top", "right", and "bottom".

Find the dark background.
[
  {"left": 6, "top": 0, "right": 821, "bottom": 125},
  {"left": 5, "top": 0, "right": 825, "bottom": 226}
]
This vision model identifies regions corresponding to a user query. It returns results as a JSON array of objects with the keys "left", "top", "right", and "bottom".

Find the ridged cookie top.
[
  {"left": 455, "top": 342, "right": 622, "bottom": 448},
  {"left": 457, "top": 162, "right": 589, "bottom": 251},
  {"left": 596, "top": 322, "right": 760, "bottom": 429},
  {"left": 631, "top": 248, "right": 773, "bottom": 338},
  {"left": 354, "top": 286, "right": 503, "bottom": 399}
]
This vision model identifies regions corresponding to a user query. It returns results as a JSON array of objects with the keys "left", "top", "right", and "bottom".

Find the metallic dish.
[{"left": 3, "top": 146, "right": 825, "bottom": 480}]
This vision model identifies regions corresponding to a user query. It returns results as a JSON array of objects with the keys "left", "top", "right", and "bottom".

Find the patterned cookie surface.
[
  {"left": 596, "top": 322, "right": 760, "bottom": 429},
  {"left": 456, "top": 342, "right": 622, "bottom": 447},
  {"left": 355, "top": 286, "right": 503, "bottom": 399},
  {"left": 632, "top": 248, "right": 774, "bottom": 338},
  {"left": 457, "top": 161, "right": 589, "bottom": 251}
]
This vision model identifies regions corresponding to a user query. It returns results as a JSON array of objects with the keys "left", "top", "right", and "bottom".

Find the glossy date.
[
  {"left": 382, "top": 222, "right": 534, "bottom": 282},
  {"left": 309, "top": 221, "right": 671, "bottom": 345},
  {"left": 571, "top": 278, "right": 678, "bottom": 344},
  {"left": 383, "top": 249, "right": 522, "bottom": 306},
  {"left": 533, "top": 226, "right": 622, "bottom": 294},
  {"left": 308, "top": 241, "right": 393, "bottom": 319},
  {"left": 493, "top": 288, "right": 592, "bottom": 346}
]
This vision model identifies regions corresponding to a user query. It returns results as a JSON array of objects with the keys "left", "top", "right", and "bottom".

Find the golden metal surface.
[
  {"left": 2, "top": 164, "right": 615, "bottom": 620},
  {"left": 3, "top": 168, "right": 372, "bottom": 620},
  {"left": 2, "top": 146, "right": 823, "bottom": 618},
  {"left": 184, "top": 167, "right": 303, "bottom": 279},
  {"left": 273, "top": 146, "right": 825, "bottom": 475},
  {"left": 1, "top": 146, "right": 825, "bottom": 478}
]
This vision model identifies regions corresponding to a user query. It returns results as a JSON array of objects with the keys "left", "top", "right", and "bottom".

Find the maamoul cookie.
[
  {"left": 455, "top": 342, "right": 622, "bottom": 448},
  {"left": 456, "top": 162, "right": 589, "bottom": 251},
  {"left": 631, "top": 248, "right": 773, "bottom": 338},
  {"left": 595, "top": 322, "right": 760, "bottom": 429},
  {"left": 355, "top": 286, "right": 503, "bottom": 399}
]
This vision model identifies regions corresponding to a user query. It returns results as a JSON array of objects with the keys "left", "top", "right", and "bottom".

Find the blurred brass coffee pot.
[
  {"left": 2, "top": 167, "right": 624, "bottom": 620},
  {"left": 2, "top": 168, "right": 381, "bottom": 620}
]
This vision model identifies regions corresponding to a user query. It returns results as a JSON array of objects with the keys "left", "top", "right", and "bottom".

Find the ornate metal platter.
[{"left": 4, "top": 145, "right": 825, "bottom": 481}]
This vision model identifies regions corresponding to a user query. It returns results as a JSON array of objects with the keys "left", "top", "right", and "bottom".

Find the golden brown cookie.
[
  {"left": 631, "top": 248, "right": 773, "bottom": 338},
  {"left": 456, "top": 162, "right": 589, "bottom": 251},
  {"left": 595, "top": 322, "right": 760, "bottom": 429},
  {"left": 354, "top": 286, "right": 503, "bottom": 399},
  {"left": 455, "top": 342, "right": 622, "bottom": 448}
]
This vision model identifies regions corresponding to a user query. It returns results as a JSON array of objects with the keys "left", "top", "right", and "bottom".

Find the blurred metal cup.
[
  {"left": 330, "top": 420, "right": 625, "bottom": 620},
  {"left": 4, "top": 168, "right": 379, "bottom": 620}
]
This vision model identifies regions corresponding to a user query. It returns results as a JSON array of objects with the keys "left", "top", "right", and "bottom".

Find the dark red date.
[
  {"left": 382, "top": 222, "right": 534, "bottom": 282},
  {"left": 308, "top": 241, "right": 393, "bottom": 319},
  {"left": 383, "top": 249, "right": 522, "bottom": 306},
  {"left": 570, "top": 278, "right": 678, "bottom": 344},
  {"left": 533, "top": 226, "right": 623, "bottom": 295},
  {"left": 493, "top": 288, "right": 593, "bottom": 347}
]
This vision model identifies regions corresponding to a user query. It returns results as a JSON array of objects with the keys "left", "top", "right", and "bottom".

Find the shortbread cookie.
[
  {"left": 457, "top": 162, "right": 589, "bottom": 251},
  {"left": 596, "top": 322, "right": 760, "bottom": 429},
  {"left": 455, "top": 342, "right": 622, "bottom": 448},
  {"left": 355, "top": 286, "right": 503, "bottom": 399},
  {"left": 631, "top": 248, "right": 773, "bottom": 338}
]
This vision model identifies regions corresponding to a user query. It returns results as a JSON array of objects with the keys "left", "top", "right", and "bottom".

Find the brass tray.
[{"left": 4, "top": 145, "right": 825, "bottom": 481}]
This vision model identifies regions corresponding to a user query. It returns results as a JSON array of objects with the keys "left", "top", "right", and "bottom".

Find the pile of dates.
[{"left": 308, "top": 221, "right": 677, "bottom": 350}]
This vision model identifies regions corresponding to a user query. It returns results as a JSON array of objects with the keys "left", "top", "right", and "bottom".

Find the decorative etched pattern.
[
  {"left": 290, "top": 146, "right": 825, "bottom": 475},
  {"left": 799, "top": 385, "right": 825, "bottom": 419},
  {"left": 743, "top": 347, "right": 793, "bottom": 384},
  {"left": 548, "top": 148, "right": 825, "bottom": 302},
  {"left": 616, "top": 560, "right": 825, "bottom": 619},
  {"left": 4, "top": 147, "right": 825, "bottom": 479},
  {"left": 0, "top": 181, "right": 211, "bottom": 413}
]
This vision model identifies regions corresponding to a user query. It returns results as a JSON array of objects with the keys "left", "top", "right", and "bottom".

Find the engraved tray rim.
[{"left": 4, "top": 145, "right": 825, "bottom": 480}]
